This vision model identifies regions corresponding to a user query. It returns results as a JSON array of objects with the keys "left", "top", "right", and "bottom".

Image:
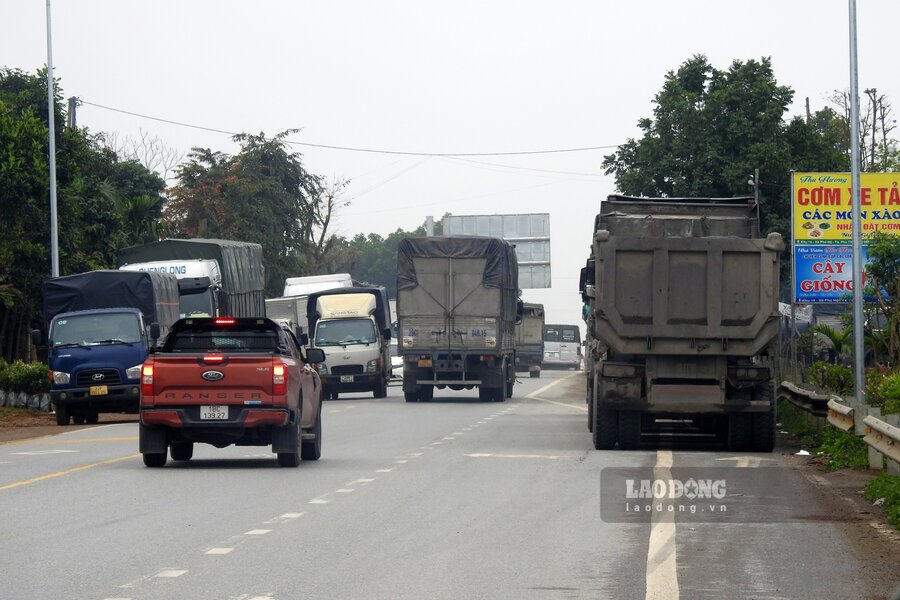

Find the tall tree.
[
  {"left": 164, "top": 131, "right": 342, "bottom": 296},
  {"left": 602, "top": 55, "right": 849, "bottom": 238}
]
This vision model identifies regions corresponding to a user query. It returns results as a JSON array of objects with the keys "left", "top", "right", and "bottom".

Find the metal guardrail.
[{"left": 778, "top": 381, "right": 900, "bottom": 473}]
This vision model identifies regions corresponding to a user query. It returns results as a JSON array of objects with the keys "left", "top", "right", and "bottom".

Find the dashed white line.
[
  {"left": 309, "top": 498, "right": 331, "bottom": 504},
  {"left": 645, "top": 450, "right": 679, "bottom": 600},
  {"left": 335, "top": 488, "right": 355, "bottom": 493},
  {"left": 349, "top": 478, "right": 375, "bottom": 485},
  {"left": 155, "top": 570, "right": 188, "bottom": 578},
  {"left": 206, "top": 547, "right": 234, "bottom": 555},
  {"left": 281, "top": 512, "right": 305, "bottom": 519},
  {"left": 375, "top": 468, "right": 394, "bottom": 473},
  {"left": 245, "top": 529, "right": 272, "bottom": 536},
  {"left": 394, "top": 459, "right": 408, "bottom": 464}
]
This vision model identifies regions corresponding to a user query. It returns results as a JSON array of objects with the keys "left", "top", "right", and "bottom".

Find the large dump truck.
[
  {"left": 581, "top": 195, "right": 784, "bottom": 451},
  {"left": 514, "top": 302, "right": 545, "bottom": 377},
  {"left": 397, "top": 236, "right": 520, "bottom": 402},
  {"left": 119, "top": 238, "right": 266, "bottom": 318}
]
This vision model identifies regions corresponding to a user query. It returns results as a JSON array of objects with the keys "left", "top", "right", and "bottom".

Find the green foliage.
[
  {"left": 807, "top": 361, "right": 854, "bottom": 395},
  {"left": 777, "top": 398, "right": 823, "bottom": 447},
  {"left": 864, "top": 473, "right": 900, "bottom": 530},
  {"left": 864, "top": 232, "right": 900, "bottom": 365},
  {"left": 810, "top": 324, "right": 852, "bottom": 362},
  {"left": 865, "top": 369, "right": 900, "bottom": 415},
  {"left": 0, "top": 360, "right": 49, "bottom": 395},
  {"left": 816, "top": 426, "right": 870, "bottom": 470}
]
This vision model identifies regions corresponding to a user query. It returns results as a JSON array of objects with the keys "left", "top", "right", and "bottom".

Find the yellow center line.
[
  {"left": 5, "top": 437, "right": 138, "bottom": 446},
  {"left": 0, "top": 454, "right": 140, "bottom": 492}
]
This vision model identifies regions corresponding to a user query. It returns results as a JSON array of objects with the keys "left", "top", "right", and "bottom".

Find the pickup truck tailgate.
[{"left": 149, "top": 354, "right": 274, "bottom": 405}]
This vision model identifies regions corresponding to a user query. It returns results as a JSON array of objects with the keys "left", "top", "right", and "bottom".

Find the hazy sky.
[{"left": 4, "top": 1, "right": 899, "bottom": 328}]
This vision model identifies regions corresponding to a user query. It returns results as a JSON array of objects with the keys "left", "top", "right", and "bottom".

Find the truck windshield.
[
  {"left": 315, "top": 319, "right": 376, "bottom": 346},
  {"left": 50, "top": 313, "right": 142, "bottom": 347},
  {"left": 179, "top": 291, "right": 215, "bottom": 319}
]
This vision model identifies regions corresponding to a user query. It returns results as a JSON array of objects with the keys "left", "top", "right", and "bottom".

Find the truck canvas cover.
[
  {"left": 42, "top": 270, "right": 180, "bottom": 327},
  {"left": 118, "top": 238, "right": 265, "bottom": 317},
  {"left": 397, "top": 236, "right": 519, "bottom": 322}
]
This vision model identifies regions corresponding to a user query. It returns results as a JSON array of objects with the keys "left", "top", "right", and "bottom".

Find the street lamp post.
[{"left": 46, "top": 0, "right": 59, "bottom": 278}]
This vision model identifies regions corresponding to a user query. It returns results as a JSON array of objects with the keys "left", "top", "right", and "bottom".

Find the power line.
[{"left": 79, "top": 99, "right": 621, "bottom": 157}]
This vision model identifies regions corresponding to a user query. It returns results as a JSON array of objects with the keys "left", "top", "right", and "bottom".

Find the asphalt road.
[{"left": 1, "top": 370, "right": 897, "bottom": 600}]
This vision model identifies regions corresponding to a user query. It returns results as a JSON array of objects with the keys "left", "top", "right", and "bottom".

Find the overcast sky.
[{"left": 4, "top": 1, "right": 899, "bottom": 328}]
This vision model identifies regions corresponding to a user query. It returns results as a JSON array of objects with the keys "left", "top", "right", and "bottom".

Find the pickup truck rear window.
[{"left": 162, "top": 321, "right": 281, "bottom": 353}]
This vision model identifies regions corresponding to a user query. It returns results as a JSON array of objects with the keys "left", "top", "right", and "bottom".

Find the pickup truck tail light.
[
  {"left": 141, "top": 364, "right": 154, "bottom": 396},
  {"left": 273, "top": 361, "right": 287, "bottom": 396}
]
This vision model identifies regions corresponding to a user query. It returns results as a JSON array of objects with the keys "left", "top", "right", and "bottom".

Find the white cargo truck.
[{"left": 307, "top": 287, "right": 392, "bottom": 399}]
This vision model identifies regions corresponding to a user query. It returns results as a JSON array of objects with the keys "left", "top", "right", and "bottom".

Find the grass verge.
[{"left": 863, "top": 472, "right": 900, "bottom": 530}]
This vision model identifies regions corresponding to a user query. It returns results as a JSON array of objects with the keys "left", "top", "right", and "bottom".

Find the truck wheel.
[
  {"left": 170, "top": 441, "right": 193, "bottom": 461},
  {"left": 418, "top": 385, "right": 434, "bottom": 402},
  {"left": 54, "top": 404, "right": 70, "bottom": 426},
  {"left": 276, "top": 419, "right": 301, "bottom": 468},
  {"left": 143, "top": 452, "right": 167, "bottom": 468},
  {"left": 529, "top": 370, "right": 540, "bottom": 378},
  {"left": 727, "top": 414, "right": 753, "bottom": 451},
  {"left": 374, "top": 378, "right": 388, "bottom": 399},
  {"left": 73, "top": 414, "right": 86, "bottom": 425},
  {"left": 588, "top": 392, "right": 594, "bottom": 432},
  {"left": 301, "top": 408, "right": 322, "bottom": 461},
  {"left": 405, "top": 391, "right": 419, "bottom": 403},
  {"left": 592, "top": 399, "right": 617, "bottom": 450},
  {"left": 505, "top": 380, "right": 514, "bottom": 399},
  {"left": 85, "top": 411, "right": 99, "bottom": 424},
  {"left": 617, "top": 411, "right": 641, "bottom": 450},
  {"left": 478, "top": 387, "right": 490, "bottom": 402},
  {"left": 752, "top": 383, "right": 776, "bottom": 452}
]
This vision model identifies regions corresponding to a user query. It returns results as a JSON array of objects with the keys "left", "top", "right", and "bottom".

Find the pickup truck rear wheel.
[
  {"left": 143, "top": 452, "right": 167, "bottom": 468},
  {"left": 170, "top": 441, "right": 193, "bottom": 461},
  {"left": 301, "top": 408, "right": 322, "bottom": 461},
  {"left": 276, "top": 417, "right": 301, "bottom": 467},
  {"left": 54, "top": 404, "right": 70, "bottom": 426}
]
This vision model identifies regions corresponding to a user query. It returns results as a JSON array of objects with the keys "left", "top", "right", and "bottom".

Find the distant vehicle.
[
  {"left": 397, "top": 236, "right": 520, "bottom": 402},
  {"left": 139, "top": 317, "right": 325, "bottom": 467},
  {"left": 267, "top": 273, "right": 355, "bottom": 336},
  {"left": 542, "top": 324, "right": 582, "bottom": 370},
  {"left": 515, "top": 302, "right": 545, "bottom": 377},
  {"left": 307, "top": 287, "right": 392, "bottom": 399},
  {"left": 283, "top": 273, "right": 352, "bottom": 297},
  {"left": 118, "top": 238, "right": 266, "bottom": 318},
  {"left": 389, "top": 338, "right": 403, "bottom": 383},
  {"left": 33, "top": 270, "right": 180, "bottom": 425}
]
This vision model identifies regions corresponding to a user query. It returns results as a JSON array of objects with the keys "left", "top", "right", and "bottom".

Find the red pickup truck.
[{"left": 139, "top": 317, "right": 325, "bottom": 467}]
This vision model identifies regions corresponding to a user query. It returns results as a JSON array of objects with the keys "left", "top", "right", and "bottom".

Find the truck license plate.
[
  {"left": 89, "top": 385, "right": 108, "bottom": 396},
  {"left": 340, "top": 375, "right": 354, "bottom": 383},
  {"left": 417, "top": 359, "right": 432, "bottom": 367},
  {"left": 200, "top": 405, "right": 228, "bottom": 420}
]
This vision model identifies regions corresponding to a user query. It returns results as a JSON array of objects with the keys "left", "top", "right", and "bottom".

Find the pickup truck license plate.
[
  {"left": 89, "top": 385, "right": 108, "bottom": 396},
  {"left": 340, "top": 375, "right": 354, "bottom": 383},
  {"left": 200, "top": 405, "right": 228, "bottom": 420}
]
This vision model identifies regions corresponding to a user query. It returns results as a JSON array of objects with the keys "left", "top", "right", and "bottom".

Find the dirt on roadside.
[{"left": 0, "top": 409, "right": 138, "bottom": 444}]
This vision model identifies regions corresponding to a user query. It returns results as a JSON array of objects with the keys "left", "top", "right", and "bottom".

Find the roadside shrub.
[
  {"left": 864, "top": 473, "right": 900, "bottom": 530},
  {"left": 817, "top": 426, "right": 870, "bottom": 471},
  {"left": 0, "top": 361, "right": 50, "bottom": 395},
  {"left": 807, "top": 361, "right": 854, "bottom": 396}
]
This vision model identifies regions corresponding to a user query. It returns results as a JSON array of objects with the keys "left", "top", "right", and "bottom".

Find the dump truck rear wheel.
[
  {"left": 617, "top": 411, "right": 641, "bottom": 450},
  {"left": 418, "top": 385, "right": 433, "bottom": 402},
  {"left": 404, "top": 391, "right": 418, "bottom": 402},
  {"left": 592, "top": 395, "right": 617, "bottom": 450},
  {"left": 752, "top": 383, "right": 776, "bottom": 452},
  {"left": 728, "top": 414, "right": 753, "bottom": 451}
]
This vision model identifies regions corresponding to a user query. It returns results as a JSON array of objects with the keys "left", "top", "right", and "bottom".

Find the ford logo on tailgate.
[{"left": 201, "top": 370, "right": 225, "bottom": 381}]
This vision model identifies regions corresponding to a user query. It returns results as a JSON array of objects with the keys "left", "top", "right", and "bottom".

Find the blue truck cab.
[{"left": 35, "top": 270, "right": 180, "bottom": 425}]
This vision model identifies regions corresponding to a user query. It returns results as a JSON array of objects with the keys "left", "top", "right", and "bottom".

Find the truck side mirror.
[
  {"left": 300, "top": 333, "right": 310, "bottom": 347},
  {"left": 149, "top": 322, "right": 161, "bottom": 342},
  {"left": 305, "top": 347, "right": 325, "bottom": 364},
  {"left": 31, "top": 329, "right": 44, "bottom": 346}
]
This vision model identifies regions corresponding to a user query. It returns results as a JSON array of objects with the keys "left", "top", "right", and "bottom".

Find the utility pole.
[
  {"left": 67, "top": 96, "right": 77, "bottom": 128},
  {"left": 46, "top": 0, "right": 59, "bottom": 278},
  {"left": 848, "top": 0, "right": 866, "bottom": 404}
]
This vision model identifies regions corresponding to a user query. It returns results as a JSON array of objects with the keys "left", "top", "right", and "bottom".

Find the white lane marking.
[
  {"left": 309, "top": 497, "right": 331, "bottom": 504},
  {"left": 431, "top": 441, "right": 444, "bottom": 445},
  {"left": 714, "top": 456, "right": 775, "bottom": 468},
  {"left": 452, "top": 432, "right": 465, "bottom": 435},
  {"left": 335, "top": 488, "right": 355, "bottom": 493},
  {"left": 394, "top": 459, "right": 408, "bottom": 464},
  {"left": 442, "top": 436, "right": 455, "bottom": 440},
  {"left": 465, "top": 453, "right": 568, "bottom": 460},
  {"left": 462, "top": 428, "right": 472, "bottom": 431},
  {"left": 349, "top": 478, "right": 375, "bottom": 485},
  {"left": 526, "top": 372, "right": 580, "bottom": 398},
  {"left": 104, "top": 598, "right": 132, "bottom": 600},
  {"left": 645, "top": 450, "right": 679, "bottom": 600},
  {"left": 528, "top": 396, "right": 588, "bottom": 412},
  {"left": 11, "top": 449, "right": 79, "bottom": 455},
  {"left": 155, "top": 570, "right": 188, "bottom": 578},
  {"left": 407, "top": 452, "right": 423, "bottom": 457},
  {"left": 375, "top": 468, "right": 394, "bottom": 473},
  {"left": 246, "top": 595, "right": 275, "bottom": 600},
  {"left": 206, "top": 548, "right": 234, "bottom": 555},
  {"left": 245, "top": 529, "right": 271, "bottom": 536},
  {"left": 281, "top": 512, "right": 305, "bottom": 519}
]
